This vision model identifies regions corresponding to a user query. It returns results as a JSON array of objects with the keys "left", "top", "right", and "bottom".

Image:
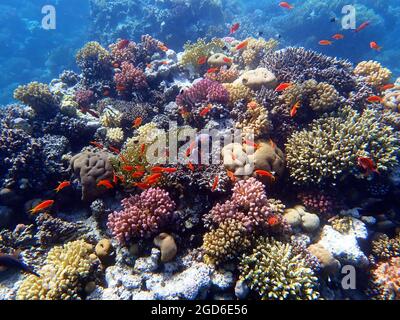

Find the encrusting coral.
[
  {"left": 285, "top": 106, "right": 400, "bottom": 185},
  {"left": 16, "top": 240, "right": 94, "bottom": 300},
  {"left": 239, "top": 237, "right": 320, "bottom": 300}
]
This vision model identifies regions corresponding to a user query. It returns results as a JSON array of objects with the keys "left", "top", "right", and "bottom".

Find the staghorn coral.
[
  {"left": 354, "top": 61, "right": 392, "bottom": 87},
  {"left": 241, "top": 38, "right": 278, "bottom": 68},
  {"left": 107, "top": 188, "right": 176, "bottom": 244},
  {"left": 69, "top": 151, "right": 114, "bottom": 202},
  {"left": 285, "top": 106, "right": 400, "bottom": 185},
  {"left": 16, "top": 240, "right": 94, "bottom": 300},
  {"left": 262, "top": 47, "right": 355, "bottom": 94},
  {"left": 179, "top": 38, "right": 225, "bottom": 69},
  {"left": 14, "top": 82, "right": 58, "bottom": 115},
  {"left": 368, "top": 257, "right": 400, "bottom": 300},
  {"left": 239, "top": 237, "right": 320, "bottom": 300},
  {"left": 202, "top": 219, "right": 252, "bottom": 266}
]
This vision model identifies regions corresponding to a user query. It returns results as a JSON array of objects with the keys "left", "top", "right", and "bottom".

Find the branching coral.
[
  {"left": 285, "top": 106, "right": 400, "bottom": 185},
  {"left": 76, "top": 41, "right": 111, "bottom": 67},
  {"left": 240, "top": 37, "right": 278, "bottom": 68},
  {"left": 114, "top": 61, "right": 148, "bottom": 94},
  {"left": 239, "top": 237, "right": 320, "bottom": 300},
  {"left": 370, "top": 233, "right": 400, "bottom": 262},
  {"left": 16, "top": 240, "right": 94, "bottom": 300},
  {"left": 14, "top": 82, "right": 58, "bottom": 115},
  {"left": 202, "top": 219, "right": 252, "bottom": 265},
  {"left": 107, "top": 188, "right": 176, "bottom": 244},
  {"left": 234, "top": 101, "right": 271, "bottom": 138},
  {"left": 368, "top": 257, "right": 400, "bottom": 300},
  {"left": 106, "top": 127, "right": 124, "bottom": 144},
  {"left": 354, "top": 60, "right": 392, "bottom": 87},
  {"left": 205, "top": 65, "right": 240, "bottom": 83},
  {"left": 223, "top": 83, "right": 254, "bottom": 105},
  {"left": 109, "top": 39, "right": 137, "bottom": 64}
]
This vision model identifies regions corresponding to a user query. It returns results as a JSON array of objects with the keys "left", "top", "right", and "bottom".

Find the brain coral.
[
  {"left": 16, "top": 240, "right": 94, "bottom": 300},
  {"left": 107, "top": 188, "right": 176, "bottom": 244},
  {"left": 70, "top": 151, "right": 114, "bottom": 201},
  {"left": 285, "top": 106, "right": 400, "bottom": 185},
  {"left": 239, "top": 237, "right": 320, "bottom": 300},
  {"left": 354, "top": 60, "right": 392, "bottom": 87}
]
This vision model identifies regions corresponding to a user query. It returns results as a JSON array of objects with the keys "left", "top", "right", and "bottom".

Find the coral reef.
[{"left": 354, "top": 61, "right": 392, "bottom": 88}]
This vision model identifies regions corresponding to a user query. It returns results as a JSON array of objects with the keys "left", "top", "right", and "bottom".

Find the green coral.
[
  {"left": 13, "top": 82, "right": 57, "bottom": 114},
  {"left": 239, "top": 237, "right": 320, "bottom": 300},
  {"left": 16, "top": 240, "right": 94, "bottom": 300},
  {"left": 179, "top": 37, "right": 225, "bottom": 70},
  {"left": 285, "top": 106, "right": 400, "bottom": 185}
]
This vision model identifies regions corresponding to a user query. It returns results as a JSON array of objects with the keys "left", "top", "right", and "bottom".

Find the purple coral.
[
  {"left": 204, "top": 178, "right": 273, "bottom": 232},
  {"left": 176, "top": 79, "right": 229, "bottom": 107},
  {"left": 107, "top": 188, "right": 176, "bottom": 244},
  {"left": 75, "top": 89, "right": 94, "bottom": 108},
  {"left": 298, "top": 191, "right": 339, "bottom": 215},
  {"left": 114, "top": 61, "right": 148, "bottom": 93}
]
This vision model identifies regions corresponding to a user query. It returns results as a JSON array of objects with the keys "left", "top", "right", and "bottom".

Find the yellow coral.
[
  {"left": 76, "top": 41, "right": 111, "bottom": 66},
  {"left": 16, "top": 240, "right": 94, "bottom": 300},
  {"left": 354, "top": 60, "right": 392, "bottom": 87},
  {"left": 223, "top": 83, "right": 254, "bottom": 105},
  {"left": 235, "top": 101, "right": 271, "bottom": 138},
  {"left": 241, "top": 38, "right": 278, "bottom": 68},
  {"left": 106, "top": 127, "right": 124, "bottom": 144},
  {"left": 13, "top": 82, "right": 57, "bottom": 114},
  {"left": 179, "top": 38, "right": 225, "bottom": 69}
]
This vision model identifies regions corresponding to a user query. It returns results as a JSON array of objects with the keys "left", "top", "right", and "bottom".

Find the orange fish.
[
  {"left": 90, "top": 141, "right": 104, "bottom": 149},
  {"left": 319, "top": 40, "right": 333, "bottom": 46},
  {"left": 370, "top": 41, "right": 382, "bottom": 51},
  {"left": 134, "top": 182, "right": 151, "bottom": 190},
  {"left": 223, "top": 57, "right": 233, "bottom": 64},
  {"left": 380, "top": 84, "right": 395, "bottom": 91},
  {"left": 159, "top": 44, "right": 168, "bottom": 52},
  {"left": 275, "top": 82, "right": 292, "bottom": 92},
  {"left": 207, "top": 67, "right": 219, "bottom": 74},
  {"left": 133, "top": 117, "right": 143, "bottom": 128},
  {"left": 109, "top": 146, "right": 120, "bottom": 154},
  {"left": 112, "top": 62, "right": 120, "bottom": 68},
  {"left": 366, "top": 96, "right": 382, "bottom": 103},
  {"left": 113, "top": 174, "right": 119, "bottom": 184},
  {"left": 151, "top": 166, "right": 165, "bottom": 173},
  {"left": 117, "top": 39, "right": 130, "bottom": 50},
  {"left": 97, "top": 180, "right": 114, "bottom": 189},
  {"left": 140, "top": 144, "right": 146, "bottom": 156},
  {"left": 226, "top": 170, "right": 236, "bottom": 183},
  {"left": 161, "top": 61, "right": 169, "bottom": 65},
  {"left": 244, "top": 139, "right": 259, "bottom": 149},
  {"left": 355, "top": 21, "right": 370, "bottom": 33},
  {"left": 187, "top": 162, "right": 195, "bottom": 171},
  {"left": 29, "top": 200, "right": 55, "bottom": 215},
  {"left": 122, "top": 165, "right": 134, "bottom": 172},
  {"left": 290, "top": 101, "right": 301, "bottom": 117},
  {"left": 131, "top": 171, "right": 145, "bottom": 178},
  {"left": 211, "top": 176, "right": 219, "bottom": 192},
  {"left": 255, "top": 169, "right": 276, "bottom": 181},
  {"left": 116, "top": 85, "right": 126, "bottom": 92},
  {"left": 198, "top": 56, "right": 208, "bottom": 65},
  {"left": 357, "top": 157, "right": 379, "bottom": 175},
  {"left": 145, "top": 173, "right": 162, "bottom": 184},
  {"left": 119, "top": 154, "right": 129, "bottom": 163},
  {"left": 279, "top": 2, "right": 294, "bottom": 9},
  {"left": 229, "top": 22, "right": 240, "bottom": 34},
  {"left": 162, "top": 168, "right": 177, "bottom": 173},
  {"left": 267, "top": 215, "right": 279, "bottom": 226},
  {"left": 55, "top": 181, "right": 71, "bottom": 193},
  {"left": 247, "top": 101, "right": 258, "bottom": 109},
  {"left": 332, "top": 34, "right": 344, "bottom": 40},
  {"left": 235, "top": 40, "right": 249, "bottom": 51},
  {"left": 186, "top": 141, "right": 196, "bottom": 157},
  {"left": 199, "top": 104, "right": 212, "bottom": 117}
]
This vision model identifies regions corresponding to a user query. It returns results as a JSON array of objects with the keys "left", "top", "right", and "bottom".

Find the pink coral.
[
  {"left": 107, "top": 188, "right": 176, "bottom": 244},
  {"left": 369, "top": 257, "right": 400, "bottom": 300},
  {"left": 298, "top": 191, "right": 338, "bottom": 215},
  {"left": 109, "top": 39, "right": 137, "bottom": 64},
  {"left": 114, "top": 61, "right": 148, "bottom": 93},
  {"left": 176, "top": 79, "right": 229, "bottom": 107},
  {"left": 204, "top": 178, "right": 274, "bottom": 232}
]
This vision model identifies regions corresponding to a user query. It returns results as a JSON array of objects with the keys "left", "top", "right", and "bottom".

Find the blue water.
[{"left": 1, "top": 0, "right": 399, "bottom": 106}]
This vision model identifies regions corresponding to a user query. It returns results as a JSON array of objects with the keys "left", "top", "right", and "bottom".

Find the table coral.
[
  {"left": 107, "top": 188, "right": 176, "bottom": 244},
  {"left": 285, "top": 106, "right": 400, "bottom": 185},
  {"left": 16, "top": 240, "right": 94, "bottom": 300},
  {"left": 239, "top": 237, "right": 320, "bottom": 300},
  {"left": 354, "top": 60, "right": 392, "bottom": 88}
]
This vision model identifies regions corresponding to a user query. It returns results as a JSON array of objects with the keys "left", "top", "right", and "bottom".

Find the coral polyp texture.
[{"left": 1, "top": 2, "right": 400, "bottom": 301}]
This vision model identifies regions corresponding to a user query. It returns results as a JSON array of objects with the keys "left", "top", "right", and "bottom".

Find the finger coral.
[
  {"left": 285, "top": 106, "right": 400, "bottom": 185},
  {"left": 239, "top": 237, "right": 320, "bottom": 300},
  {"left": 354, "top": 60, "right": 392, "bottom": 88},
  {"left": 14, "top": 82, "right": 58, "bottom": 115},
  {"left": 107, "top": 188, "right": 176, "bottom": 244},
  {"left": 16, "top": 240, "right": 94, "bottom": 300}
]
